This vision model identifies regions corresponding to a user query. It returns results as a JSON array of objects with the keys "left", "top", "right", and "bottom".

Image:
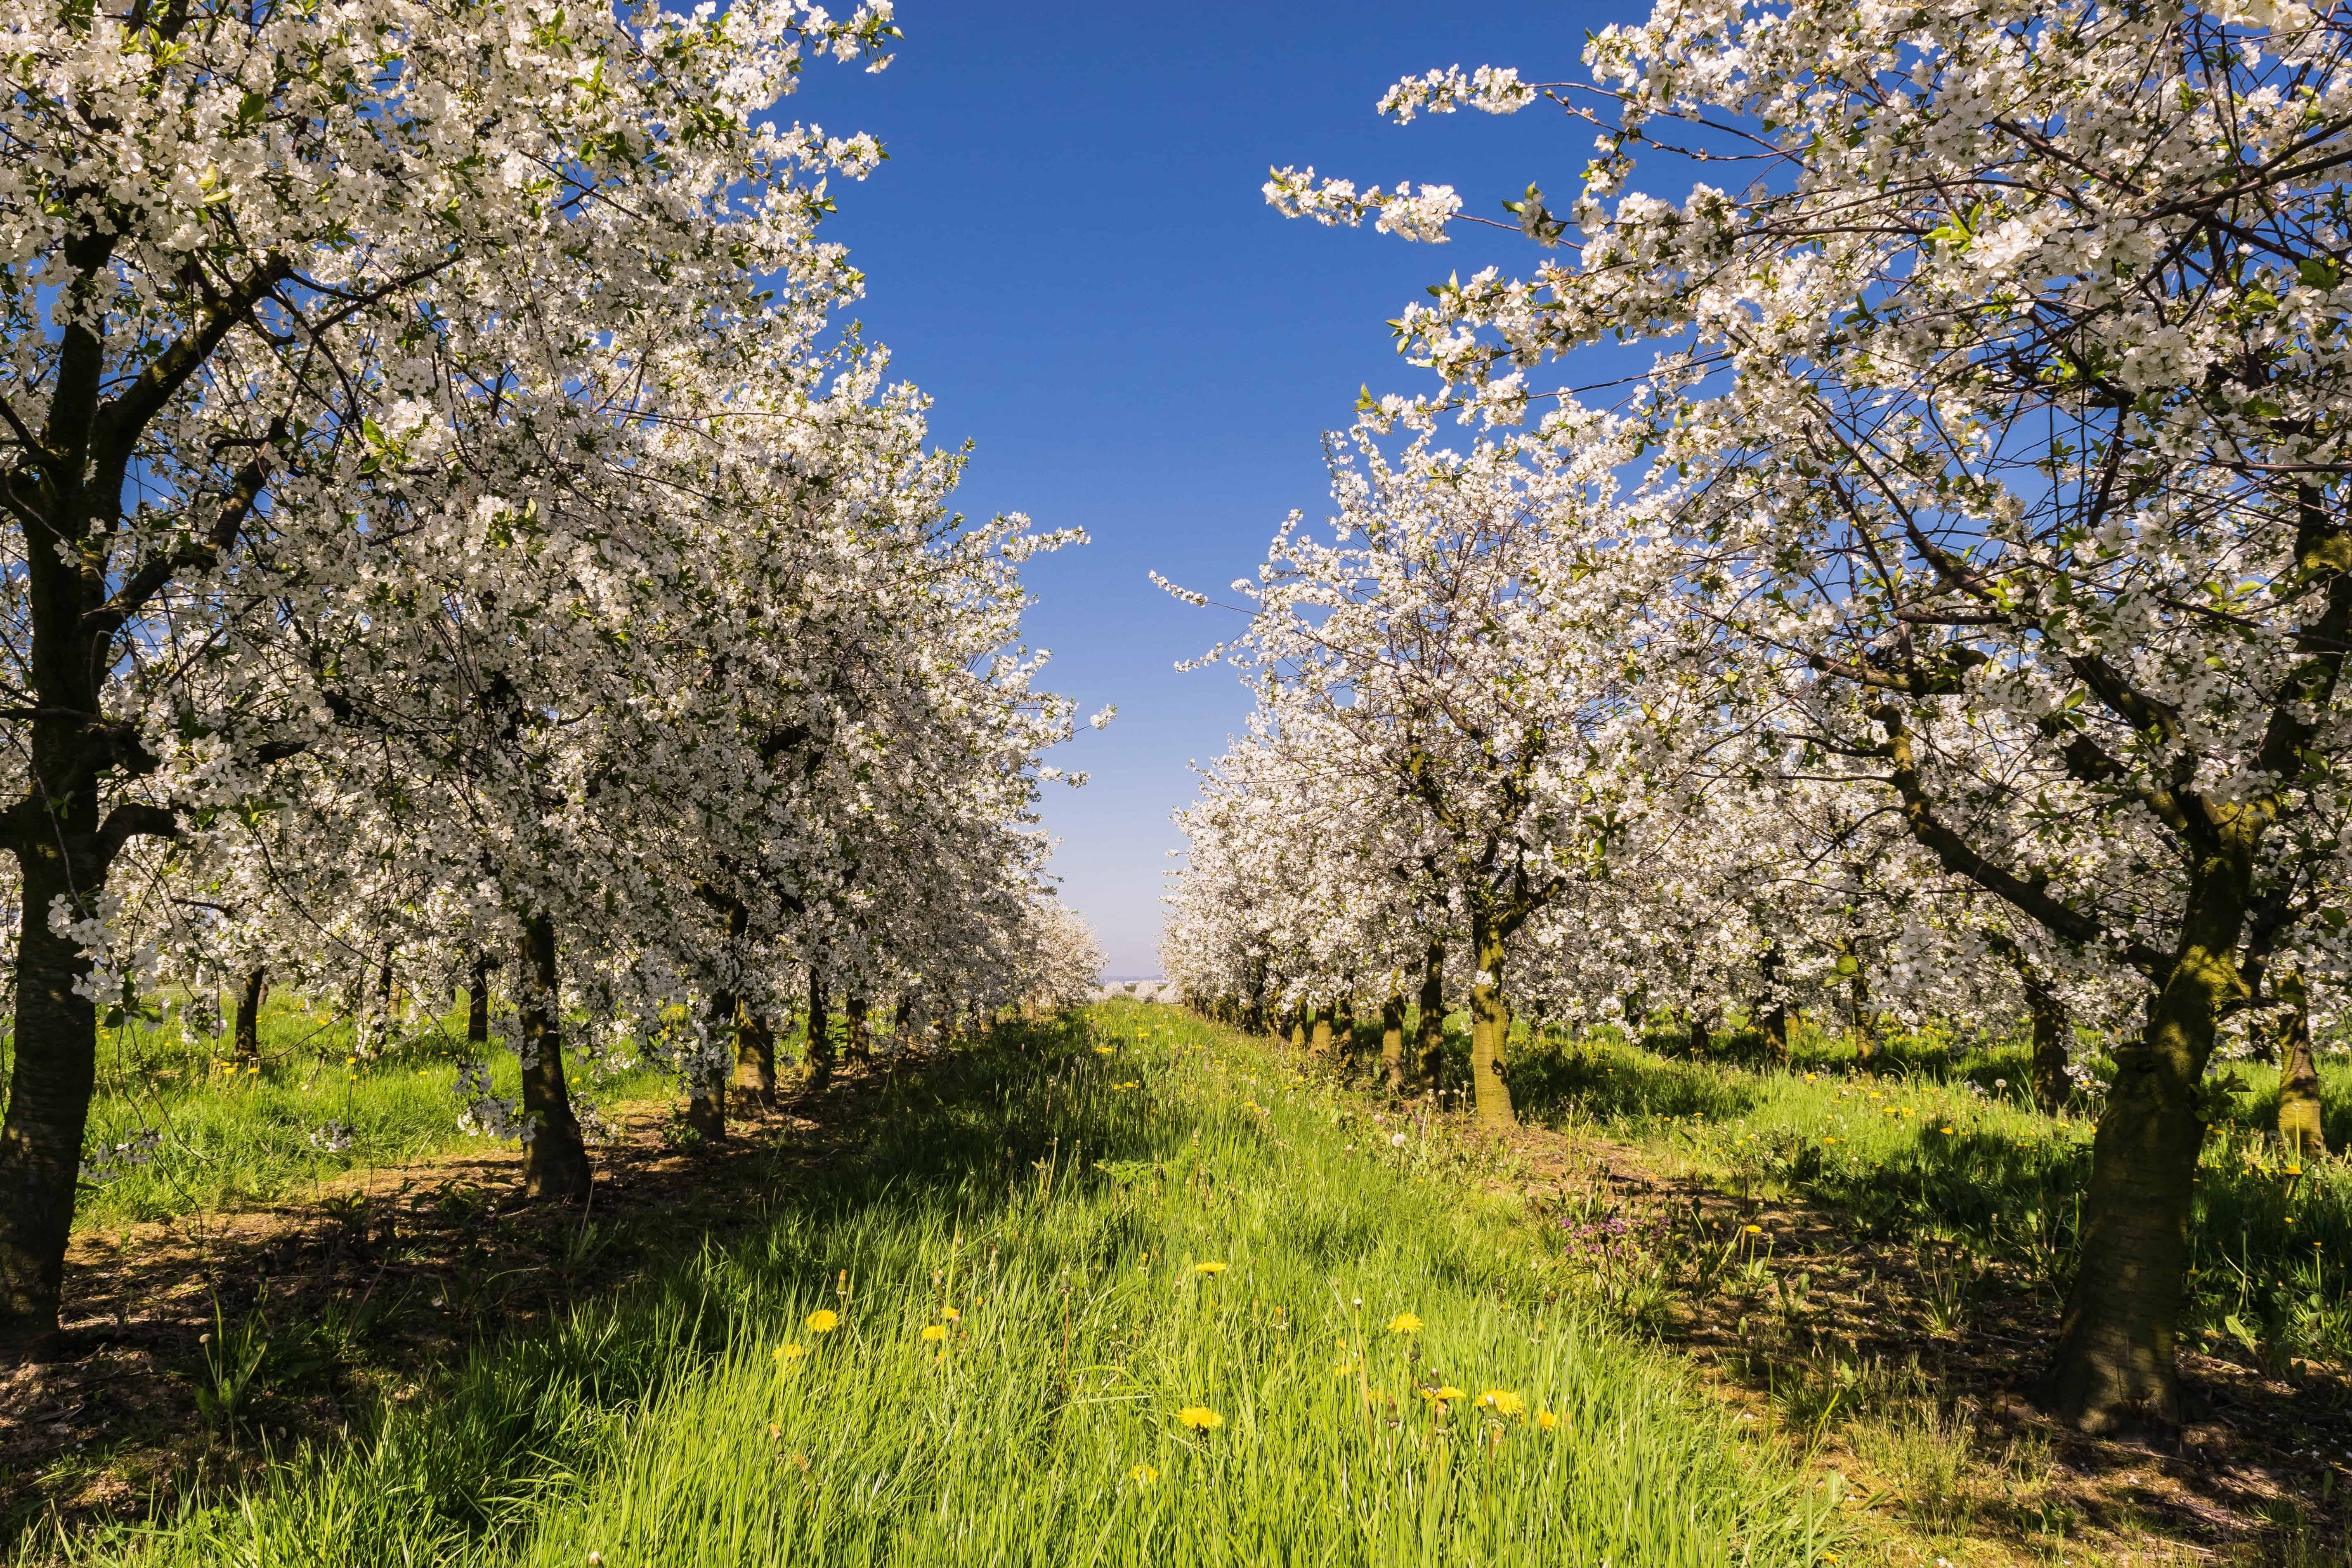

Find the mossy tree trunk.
[
  {"left": 1467, "top": 915, "right": 1516, "bottom": 1130},
  {"left": 2277, "top": 968, "right": 2326, "bottom": 1163},
  {"left": 733, "top": 1005, "right": 777, "bottom": 1101},
  {"left": 517, "top": 914, "right": 591, "bottom": 1202},
  {"left": 1414, "top": 937, "right": 1445, "bottom": 1088}
]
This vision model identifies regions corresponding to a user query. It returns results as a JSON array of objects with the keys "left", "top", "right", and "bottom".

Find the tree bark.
[
  {"left": 1380, "top": 983, "right": 1407, "bottom": 1093},
  {"left": 1308, "top": 1006, "right": 1333, "bottom": 1058},
  {"left": 2277, "top": 969, "right": 2326, "bottom": 1163},
  {"left": 2045, "top": 926, "right": 2233, "bottom": 1431},
  {"left": 686, "top": 980, "right": 730, "bottom": 1146},
  {"left": 1415, "top": 937, "right": 1445, "bottom": 1088},
  {"left": 806, "top": 966, "right": 834, "bottom": 1089},
  {"left": 733, "top": 1006, "right": 777, "bottom": 1101},
  {"left": 847, "top": 993, "right": 870, "bottom": 1065},
  {"left": 0, "top": 833, "right": 107, "bottom": 1357},
  {"left": 2026, "top": 973, "right": 2072, "bottom": 1116},
  {"left": 1755, "top": 943, "right": 1790, "bottom": 1065},
  {"left": 468, "top": 953, "right": 491, "bottom": 1048},
  {"left": 1687, "top": 1007, "right": 1713, "bottom": 1059},
  {"left": 234, "top": 966, "right": 267, "bottom": 1062},
  {"left": 1468, "top": 915, "right": 1516, "bottom": 1129},
  {"left": 1332, "top": 992, "right": 1357, "bottom": 1058},
  {"left": 517, "top": 914, "right": 590, "bottom": 1202}
]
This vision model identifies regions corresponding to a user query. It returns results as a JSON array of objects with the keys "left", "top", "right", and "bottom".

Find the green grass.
[
  {"left": 42, "top": 1003, "right": 1840, "bottom": 1566},
  {"left": 0, "top": 999, "right": 674, "bottom": 1231},
  {"left": 1505, "top": 1022, "right": 2352, "bottom": 1370}
]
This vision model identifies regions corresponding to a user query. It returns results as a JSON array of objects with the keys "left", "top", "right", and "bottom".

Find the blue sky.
[{"left": 790, "top": 2, "right": 1618, "bottom": 976}]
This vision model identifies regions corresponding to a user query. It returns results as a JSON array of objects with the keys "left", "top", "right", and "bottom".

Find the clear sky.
[{"left": 790, "top": 2, "right": 1616, "bottom": 977}]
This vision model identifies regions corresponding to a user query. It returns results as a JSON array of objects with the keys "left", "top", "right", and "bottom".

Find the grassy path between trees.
[{"left": 9, "top": 1001, "right": 1839, "bottom": 1567}]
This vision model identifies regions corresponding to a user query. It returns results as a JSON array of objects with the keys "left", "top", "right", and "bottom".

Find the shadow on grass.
[
  {"left": 1505, "top": 1041, "right": 1758, "bottom": 1126},
  {"left": 8, "top": 1017, "right": 1141, "bottom": 1556}
]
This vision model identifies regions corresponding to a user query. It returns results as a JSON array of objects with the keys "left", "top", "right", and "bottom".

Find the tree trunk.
[
  {"left": 374, "top": 944, "right": 395, "bottom": 1049},
  {"left": 733, "top": 1006, "right": 777, "bottom": 1100},
  {"left": 1309, "top": 1006, "right": 1333, "bottom": 1058},
  {"left": 1380, "top": 982, "right": 1407, "bottom": 1093},
  {"left": 1333, "top": 993, "right": 1357, "bottom": 1058},
  {"left": 806, "top": 966, "right": 834, "bottom": 1089},
  {"left": 685, "top": 981, "right": 730, "bottom": 1146},
  {"left": 468, "top": 952, "right": 491, "bottom": 1048},
  {"left": 1468, "top": 916, "right": 1516, "bottom": 1129},
  {"left": 1757, "top": 942, "right": 1790, "bottom": 1064},
  {"left": 2026, "top": 973, "right": 2072, "bottom": 1115},
  {"left": 1415, "top": 937, "right": 1445, "bottom": 1088},
  {"left": 847, "top": 993, "right": 870, "bottom": 1065},
  {"left": 234, "top": 966, "right": 267, "bottom": 1062},
  {"left": 517, "top": 914, "right": 591, "bottom": 1202},
  {"left": 1289, "top": 1003, "right": 1307, "bottom": 1053},
  {"left": 1687, "top": 1007, "right": 1713, "bottom": 1059},
  {"left": 0, "top": 833, "right": 106, "bottom": 1356},
  {"left": 2277, "top": 969, "right": 2326, "bottom": 1163},
  {"left": 2044, "top": 933, "right": 2229, "bottom": 1431}
]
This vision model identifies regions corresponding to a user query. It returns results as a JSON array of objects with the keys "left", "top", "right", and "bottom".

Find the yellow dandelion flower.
[
  {"left": 1419, "top": 1385, "right": 1465, "bottom": 1403},
  {"left": 1537, "top": 1410, "right": 1559, "bottom": 1431},
  {"left": 1129, "top": 1463, "right": 1158, "bottom": 1485},
  {"left": 805, "top": 1309, "right": 840, "bottom": 1334},
  {"left": 767, "top": 1422, "right": 781, "bottom": 1439},
  {"left": 1742, "top": 1224, "right": 1762, "bottom": 1235},
  {"left": 1176, "top": 1405, "right": 1223, "bottom": 1431},
  {"left": 921, "top": 1324, "right": 947, "bottom": 1342},
  {"left": 1478, "top": 1389, "right": 1526, "bottom": 1417},
  {"left": 940, "top": 1306, "right": 961, "bottom": 1321},
  {"left": 1388, "top": 1312, "right": 1423, "bottom": 1334},
  {"left": 773, "top": 1343, "right": 806, "bottom": 1366},
  {"left": 1193, "top": 1261, "right": 1228, "bottom": 1275},
  {"left": 1941, "top": 1126, "right": 1955, "bottom": 1136},
  {"left": 1332, "top": 1361, "right": 1356, "bottom": 1377}
]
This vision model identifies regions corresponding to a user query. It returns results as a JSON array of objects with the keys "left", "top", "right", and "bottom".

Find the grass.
[
  {"left": 29, "top": 1002, "right": 1842, "bottom": 1566},
  {"left": 1503, "top": 1019, "right": 2352, "bottom": 1375},
  {"left": 2, "top": 998, "right": 674, "bottom": 1232}
]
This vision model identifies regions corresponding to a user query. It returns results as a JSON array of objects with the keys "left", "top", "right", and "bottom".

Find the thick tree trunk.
[
  {"left": 686, "top": 981, "right": 731, "bottom": 1146},
  {"left": 1687, "top": 1007, "right": 1713, "bottom": 1059},
  {"left": 2277, "top": 971, "right": 2326, "bottom": 1163},
  {"left": 2044, "top": 931, "right": 2231, "bottom": 1431},
  {"left": 234, "top": 966, "right": 267, "bottom": 1062},
  {"left": 1415, "top": 937, "right": 1445, "bottom": 1087},
  {"left": 1308, "top": 1006, "right": 1333, "bottom": 1057},
  {"left": 0, "top": 835, "right": 106, "bottom": 1357},
  {"left": 733, "top": 1006, "right": 777, "bottom": 1100},
  {"left": 1333, "top": 993, "right": 1357, "bottom": 1058},
  {"left": 516, "top": 915, "right": 591, "bottom": 1202},
  {"left": 1467, "top": 917, "right": 1516, "bottom": 1130},
  {"left": 806, "top": 967, "right": 834, "bottom": 1089},
  {"left": 1289, "top": 1003, "right": 1307, "bottom": 1053},
  {"left": 1380, "top": 984, "right": 1406, "bottom": 1093},
  {"left": 2027, "top": 974, "right": 2072, "bottom": 1115}
]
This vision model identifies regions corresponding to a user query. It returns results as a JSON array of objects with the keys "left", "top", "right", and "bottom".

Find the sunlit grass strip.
[{"left": 45, "top": 1000, "right": 673, "bottom": 1230}]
